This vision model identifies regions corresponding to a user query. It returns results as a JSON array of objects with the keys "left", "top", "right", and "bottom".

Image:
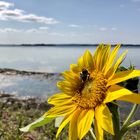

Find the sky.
[{"left": 0, "top": 0, "right": 140, "bottom": 44}]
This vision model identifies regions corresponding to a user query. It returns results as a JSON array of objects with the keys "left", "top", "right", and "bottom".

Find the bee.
[{"left": 80, "top": 68, "right": 90, "bottom": 82}]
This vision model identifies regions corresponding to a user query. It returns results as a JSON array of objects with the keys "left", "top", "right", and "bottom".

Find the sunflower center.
[{"left": 73, "top": 72, "right": 107, "bottom": 109}]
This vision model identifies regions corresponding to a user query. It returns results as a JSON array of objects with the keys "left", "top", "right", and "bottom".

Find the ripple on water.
[{"left": 0, "top": 74, "right": 61, "bottom": 98}]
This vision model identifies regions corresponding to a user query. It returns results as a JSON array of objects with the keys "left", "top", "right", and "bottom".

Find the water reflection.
[
  {"left": 0, "top": 74, "right": 61, "bottom": 98},
  {"left": 0, "top": 46, "right": 139, "bottom": 72}
]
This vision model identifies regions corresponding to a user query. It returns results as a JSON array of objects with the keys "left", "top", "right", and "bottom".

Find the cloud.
[
  {"left": 0, "top": 1, "right": 59, "bottom": 24},
  {"left": 99, "top": 27, "right": 117, "bottom": 31},
  {"left": 0, "top": 28, "right": 22, "bottom": 32},
  {"left": 68, "top": 24, "right": 82, "bottom": 28},
  {"left": 19, "top": 14, "right": 58, "bottom": 24},
  {"left": 49, "top": 32, "right": 64, "bottom": 36},
  {"left": 111, "top": 27, "right": 117, "bottom": 31},
  {"left": 39, "top": 26, "right": 49, "bottom": 30},
  {"left": 0, "top": 27, "right": 49, "bottom": 33},
  {"left": 0, "top": 9, "right": 24, "bottom": 20},
  {"left": 0, "top": 1, "right": 14, "bottom": 10},
  {"left": 25, "top": 28, "right": 38, "bottom": 33},
  {"left": 26, "top": 27, "right": 49, "bottom": 33},
  {"left": 99, "top": 27, "right": 107, "bottom": 31}
]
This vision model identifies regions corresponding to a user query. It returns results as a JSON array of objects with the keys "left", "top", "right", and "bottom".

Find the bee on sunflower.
[{"left": 20, "top": 44, "right": 140, "bottom": 140}]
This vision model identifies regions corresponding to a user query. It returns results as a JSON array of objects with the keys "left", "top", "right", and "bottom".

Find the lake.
[
  {"left": 0, "top": 45, "right": 140, "bottom": 98},
  {"left": 0, "top": 45, "right": 140, "bottom": 73}
]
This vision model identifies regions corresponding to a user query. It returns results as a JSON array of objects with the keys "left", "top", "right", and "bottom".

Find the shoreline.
[
  {"left": 0, "top": 43, "right": 140, "bottom": 47},
  {"left": 0, "top": 68, "right": 61, "bottom": 99},
  {"left": 0, "top": 92, "right": 51, "bottom": 110},
  {"left": 0, "top": 68, "right": 58, "bottom": 76}
]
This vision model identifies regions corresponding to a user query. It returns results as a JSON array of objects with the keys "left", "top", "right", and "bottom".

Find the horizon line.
[{"left": 0, "top": 43, "right": 140, "bottom": 46}]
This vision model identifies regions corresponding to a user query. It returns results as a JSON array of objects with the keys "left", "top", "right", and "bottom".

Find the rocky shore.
[
  {"left": 0, "top": 93, "right": 51, "bottom": 110},
  {"left": 0, "top": 68, "right": 56, "bottom": 77},
  {"left": 0, "top": 68, "right": 61, "bottom": 98}
]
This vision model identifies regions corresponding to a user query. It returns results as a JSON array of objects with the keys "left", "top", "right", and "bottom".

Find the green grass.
[{"left": 0, "top": 99, "right": 140, "bottom": 140}]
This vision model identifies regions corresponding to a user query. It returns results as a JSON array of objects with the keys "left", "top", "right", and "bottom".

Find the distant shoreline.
[{"left": 0, "top": 44, "right": 140, "bottom": 47}]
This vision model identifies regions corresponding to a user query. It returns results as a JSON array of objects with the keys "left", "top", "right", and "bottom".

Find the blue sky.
[{"left": 0, "top": 0, "right": 140, "bottom": 44}]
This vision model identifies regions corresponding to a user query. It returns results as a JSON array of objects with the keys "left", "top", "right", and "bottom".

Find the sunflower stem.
[
  {"left": 112, "top": 104, "right": 138, "bottom": 140},
  {"left": 113, "top": 120, "right": 140, "bottom": 140},
  {"left": 122, "top": 104, "right": 138, "bottom": 129},
  {"left": 127, "top": 120, "right": 140, "bottom": 130},
  {"left": 89, "top": 128, "right": 96, "bottom": 140},
  {"left": 113, "top": 104, "right": 138, "bottom": 140}
]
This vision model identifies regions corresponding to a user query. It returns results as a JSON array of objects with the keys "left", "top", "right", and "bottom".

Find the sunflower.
[{"left": 44, "top": 44, "right": 140, "bottom": 140}]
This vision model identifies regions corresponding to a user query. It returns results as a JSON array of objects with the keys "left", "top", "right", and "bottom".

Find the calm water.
[
  {"left": 0, "top": 45, "right": 140, "bottom": 98},
  {"left": 0, "top": 46, "right": 139, "bottom": 72}
]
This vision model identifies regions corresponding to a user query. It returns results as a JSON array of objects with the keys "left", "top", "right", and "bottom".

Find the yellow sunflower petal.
[
  {"left": 104, "top": 85, "right": 140, "bottom": 104},
  {"left": 57, "top": 80, "right": 74, "bottom": 88},
  {"left": 69, "top": 108, "right": 81, "bottom": 140},
  {"left": 93, "top": 44, "right": 112, "bottom": 72},
  {"left": 93, "top": 44, "right": 105, "bottom": 71},
  {"left": 93, "top": 44, "right": 104, "bottom": 59},
  {"left": 57, "top": 81, "right": 77, "bottom": 95},
  {"left": 95, "top": 49, "right": 104, "bottom": 71},
  {"left": 99, "top": 45, "right": 111, "bottom": 71},
  {"left": 44, "top": 104, "right": 76, "bottom": 117},
  {"left": 112, "top": 50, "right": 128, "bottom": 73},
  {"left": 107, "top": 50, "right": 128, "bottom": 79},
  {"left": 107, "top": 70, "right": 140, "bottom": 86},
  {"left": 78, "top": 56, "right": 85, "bottom": 68},
  {"left": 83, "top": 50, "right": 94, "bottom": 72},
  {"left": 62, "top": 70, "right": 80, "bottom": 84},
  {"left": 57, "top": 86, "right": 74, "bottom": 95},
  {"left": 48, "top": 93, "right": 72, "bottom": 105},
  {"left": 94, "top": 118, "right": 103, "bottom": 140},
  {"left": 56, "top": 112, "right": 74, "bottom": 138},
  {"left": 117, "top": 93, "right": 140, "bottom": 103},
  {"left": 95, "top": 104, "right": 114, "bottom": 135},
  {"left": 70, "top": 64, "right": 81, "bottom": 73},
  {"left": 77, "top": 109, "right": 94, "bottom": 139},
  {"left": 92, "top": 44, "right": 101, "bottom": 67},
  {"left": 104, "top": 44, "right": 120, "bottom": 75}
]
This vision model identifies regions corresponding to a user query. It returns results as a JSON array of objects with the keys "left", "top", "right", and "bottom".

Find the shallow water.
[{"left": 0, "top": 74, "right": 61, "bottom": 98}]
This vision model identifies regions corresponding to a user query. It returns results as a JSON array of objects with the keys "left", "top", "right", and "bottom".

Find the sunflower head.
[{"left": 57, "top": 44, "right": 124, "bottom": 110}]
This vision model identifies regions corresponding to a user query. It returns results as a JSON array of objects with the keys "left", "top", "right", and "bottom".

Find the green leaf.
[{"left": 20, "top": 116, "right": 54, "bottom": 132}]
